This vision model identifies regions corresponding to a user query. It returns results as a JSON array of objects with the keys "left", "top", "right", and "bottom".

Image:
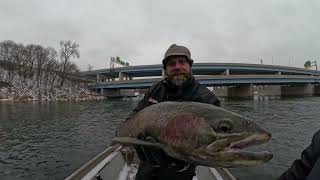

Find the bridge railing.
[{"left": 87, "top": 75, "right": 320, "bottom": 89}]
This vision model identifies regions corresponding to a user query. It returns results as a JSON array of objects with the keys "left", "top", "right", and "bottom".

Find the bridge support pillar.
[
  {"left": 100, "top": 89, "right": 137, "bottom": 97},
  {"left": 313, "top": 85, "right": 320, "bottom": 95},
  {"left": 212, "top": 86, "right": 228, "bottom": 97},
  {"left": 281, "top": 84, "right": 314, "bottom": 96},
  {"left": 96, "top": 74, "right": 101, "bottom": 82},
  {"left": 228, "top": 85, "right": 253, "bottom": 98},
  {"left": 119, "top": 72, "right": 124, "bottom": 81},
  {"left": 121, "top": 89, "right": 136, "bottom": 97},
  {"left": 106, "top": 77, "right": 115, "bottom": 81},
  {"left": 253, "top": 85, "right": 281, "bottom": 100},
  {"left": 101, "top": 88, "right": 121, "bottom": 97},
  {"left": 119, "top": 72, "right": 132, "bottom": 81},
  {"left": 97, "top": 74, "right": 109, "bottom": 82},
  {"left": 225, "top": 69, "right": 230, "bottom": 75}
]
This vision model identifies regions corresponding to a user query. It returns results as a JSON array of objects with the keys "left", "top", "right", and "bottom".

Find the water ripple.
[{"left": 1, "top": 97, "right": 320, "bottom": 179}]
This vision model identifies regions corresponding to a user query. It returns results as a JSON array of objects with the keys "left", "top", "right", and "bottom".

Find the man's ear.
[{"left": 162, "top": 65, "right": 166, "bottom": 70}]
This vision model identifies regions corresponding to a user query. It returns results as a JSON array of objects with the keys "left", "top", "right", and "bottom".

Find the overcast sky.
[{"left": 1, "top": 0, "right": 320, "bottom": 70}]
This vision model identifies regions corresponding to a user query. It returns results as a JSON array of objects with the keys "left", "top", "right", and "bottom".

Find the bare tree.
[
  {"left": 0, "top": 40, "right": 18, "bottom": 81},
  {"left": 48, "top": 59, "right": 60, "bottom": 93},
  {"left": 43, "top": 47, "right": 58, "bottom": 91},
  {"left": 59, "top": 40, "right": 80, "bottom": 87},
  {"left": 0, "top": 40, "right": 82, "bottom": 100},
  {"left": 21, "top": 45, "right": 37, "bottom": 80}
]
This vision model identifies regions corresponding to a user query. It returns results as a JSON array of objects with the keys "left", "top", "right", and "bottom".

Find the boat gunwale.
[
  {"left": 66, "top": 144, "right": 237, "bottom": 180},
  {"left": 65, "top": 144, "right": 122, "bottom": 180}
]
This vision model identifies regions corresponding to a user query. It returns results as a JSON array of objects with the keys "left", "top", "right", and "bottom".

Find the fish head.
[{"left": 188, "top": 105, "right": 273, "bottom": 167}]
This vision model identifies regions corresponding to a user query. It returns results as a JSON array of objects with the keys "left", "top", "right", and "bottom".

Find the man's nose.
[{"left": 173, "top": 61, "right": 183, "bottom": 69}]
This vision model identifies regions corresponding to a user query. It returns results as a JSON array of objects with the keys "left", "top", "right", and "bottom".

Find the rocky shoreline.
[{"left": 0, "top": 81, "right": 105, "bottom": 102}]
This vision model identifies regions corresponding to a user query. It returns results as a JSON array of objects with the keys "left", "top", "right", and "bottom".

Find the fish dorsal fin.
[{"left": 113, "top": 137, "right": 162, "bottom": 147}]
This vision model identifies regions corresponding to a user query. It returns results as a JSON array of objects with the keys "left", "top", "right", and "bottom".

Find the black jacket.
[
  {"left": 132, "top": 77, "right": 220, "bottom": 114},
  {"left": 278, "top": 129, "right": 320, "bottom": 180}
]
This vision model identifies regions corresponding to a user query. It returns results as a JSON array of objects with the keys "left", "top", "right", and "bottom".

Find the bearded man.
[{"left": 131, "top": 44, "right": 220, "bottom": 180}]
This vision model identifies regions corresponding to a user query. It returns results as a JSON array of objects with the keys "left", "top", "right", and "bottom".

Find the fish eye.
[
  {"left": 218, "top": 120, "right": 233, "bottom": 133},
  {"left": 220, "top": 124, "right": 231, "bottom": 133}
]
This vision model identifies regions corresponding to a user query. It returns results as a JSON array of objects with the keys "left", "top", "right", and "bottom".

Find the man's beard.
[{"left": 167, "top": 72, "right": 192, "bottom": 87}]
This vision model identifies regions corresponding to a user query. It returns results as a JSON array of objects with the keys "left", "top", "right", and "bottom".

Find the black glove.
[
  {"left": 135, "top": 133, "right": 167, "bottom": 165},
  {"left": 135, "top": 133, "right": 196, "bottom": 180}
]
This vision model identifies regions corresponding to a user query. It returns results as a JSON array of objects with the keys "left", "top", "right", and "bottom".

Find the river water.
[{"left": 1, "top": 97, "right": 320, "bottom": 180}]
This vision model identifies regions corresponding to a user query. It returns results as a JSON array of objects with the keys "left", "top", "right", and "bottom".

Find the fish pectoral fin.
[{"left": 113, "top": 137, "right": 162, "bottom": 147}]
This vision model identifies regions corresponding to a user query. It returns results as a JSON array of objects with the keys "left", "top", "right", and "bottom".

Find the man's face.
[{"left": 165, "top": 56, "right": 192, "bottom": 86}]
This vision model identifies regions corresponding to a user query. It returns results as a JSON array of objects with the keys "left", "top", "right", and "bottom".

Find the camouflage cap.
[{"left": 162, "top": 44, "right": 194, "bottom": 67}]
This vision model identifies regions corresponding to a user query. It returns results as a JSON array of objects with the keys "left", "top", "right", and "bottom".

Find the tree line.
[{"left": 0, "top": 40, "right": 81, "bottom": 93}]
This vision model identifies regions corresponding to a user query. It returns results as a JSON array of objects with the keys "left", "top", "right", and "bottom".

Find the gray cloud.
[{"left": 1, "top": 0, "right": 320, "bottom": 70}]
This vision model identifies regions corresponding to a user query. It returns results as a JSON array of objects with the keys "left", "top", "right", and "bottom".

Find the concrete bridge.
[{"left": 80, "top": 63, "right": 320, "bottom": 98}]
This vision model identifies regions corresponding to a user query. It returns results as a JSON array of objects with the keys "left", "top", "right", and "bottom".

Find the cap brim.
[{"left": 162, "top": 56, "right": 193, "bottom": 65}]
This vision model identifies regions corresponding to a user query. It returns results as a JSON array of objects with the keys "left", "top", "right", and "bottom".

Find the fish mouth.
[
  {"left": 204, "top": 133, "right": 273, "bottom": 167},
  {"left": 223, "top": 133, "right": 273, "bottom": 166},
  {"left": 224, "top": 133, "right": 271, "bottom": 151}
]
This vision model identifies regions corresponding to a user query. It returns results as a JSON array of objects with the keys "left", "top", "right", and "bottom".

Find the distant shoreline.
[
  {"left": 0, "top": 95, "right": 106, "bottom": 102},
  {"left": 0, "top": 83, "right": 106, "bottom": 102}
]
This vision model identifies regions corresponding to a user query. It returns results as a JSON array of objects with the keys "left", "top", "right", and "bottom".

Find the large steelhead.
[{"left": 114, "top": 101, "right": 273, "bottom": 168}]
